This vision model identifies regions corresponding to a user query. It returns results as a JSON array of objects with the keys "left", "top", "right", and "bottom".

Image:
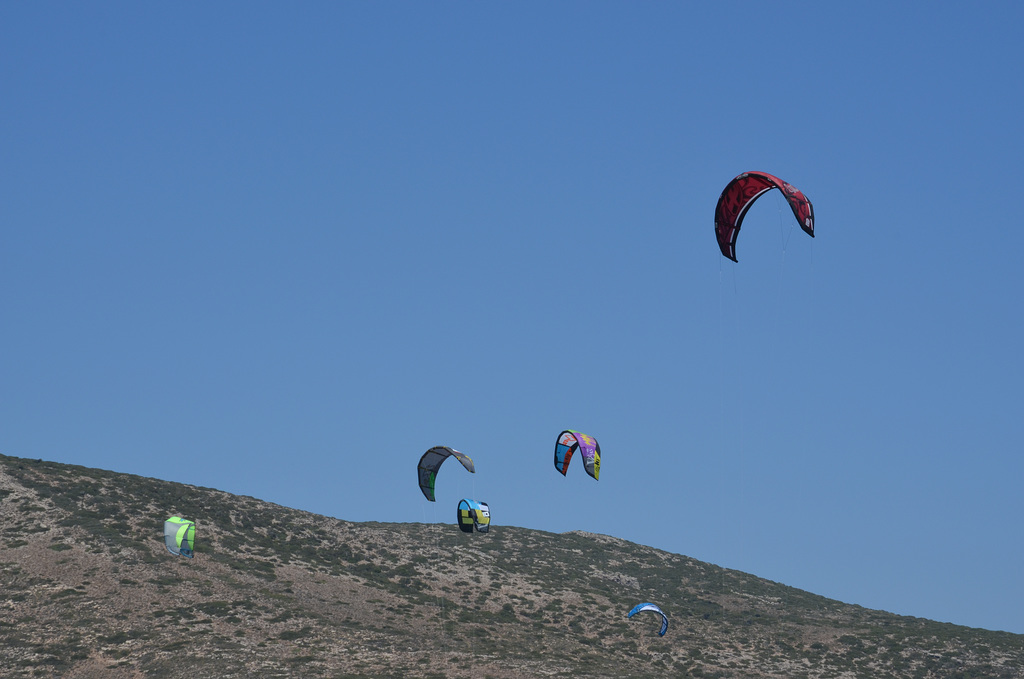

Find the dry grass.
[{"left": 1, "top": 454, "right": 1021, "bottom": 678}]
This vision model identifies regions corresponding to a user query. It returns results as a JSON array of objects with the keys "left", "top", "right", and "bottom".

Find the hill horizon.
[{"left": 1, "top": 452, "right": 1021, "bottom": 678}]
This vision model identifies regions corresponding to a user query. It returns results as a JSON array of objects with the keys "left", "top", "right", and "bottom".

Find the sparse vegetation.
[{"left": 0, "top": 453, "right": 1021, "bottom": 678}]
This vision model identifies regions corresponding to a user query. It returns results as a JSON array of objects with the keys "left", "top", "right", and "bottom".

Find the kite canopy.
[
  {"left": 714, "top": 171, "right": 814, "bottom": 262},
  {"left": 418, "top": 446, "right": 475, "bottom": 502},
  {"left": 457, "top": 498, "right": 491, "bottom": 533},
  {"left": 164, "top": 516, "right": 195, "bottom": 558},
  {"left": 554, "top": 430, "right": 600, "bottom": 480},
  {"left": 628, "top": 602, "right": 668, "bottom": 637}
]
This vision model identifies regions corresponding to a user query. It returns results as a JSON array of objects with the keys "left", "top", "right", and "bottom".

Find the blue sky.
[{"left": 3, "top": 2, "right": 1022, "bottom": 634}]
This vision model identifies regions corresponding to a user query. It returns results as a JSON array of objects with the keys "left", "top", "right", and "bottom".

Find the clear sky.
[{"left": 3, "top": 2, "right": 1022, "bottom": 634}]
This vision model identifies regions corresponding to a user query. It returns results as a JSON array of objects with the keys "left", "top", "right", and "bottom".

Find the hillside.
[{"left": 1, "top": 454, "right": 1021, "bottom": 678}]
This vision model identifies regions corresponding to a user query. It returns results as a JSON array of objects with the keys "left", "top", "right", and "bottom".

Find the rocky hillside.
[{"left": 1, "top": 454, "right": 1021, "bottom": 678}]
